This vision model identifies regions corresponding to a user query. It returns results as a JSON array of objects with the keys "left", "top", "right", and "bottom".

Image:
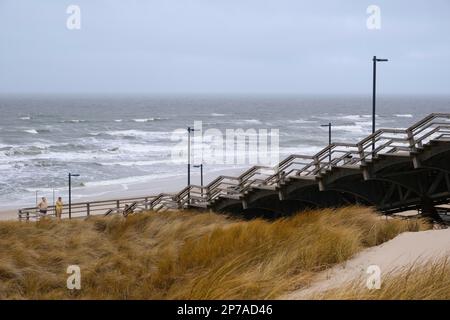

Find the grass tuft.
[{"left": 312, "top": 258, "right": 450, "bottom": 300}]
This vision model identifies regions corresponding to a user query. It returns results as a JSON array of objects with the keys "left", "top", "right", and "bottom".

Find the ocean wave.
[
  {"left": 3, "top": 145, "right": 47, "bottom": 157},
  {"left": 132, "top": 117, "right": 167, "bottom": 122},
  {"left": 83, "top": 173, "right": 178, "bottom": 188},
  {"left": 95, "top": 159, "right": 170, "bottom": 167},
  {"left": 19, "top": 116, "right": 31, "bottom": 120},
  {"left": 395, "top": 114, "right": 413, "bottom": 118},
  {"left": 89, "top": 130, "right": 170, "bottom": 141},
  {"left": 287, "top": 119, "right": 318, "bottom": 124},
  {"left": 114, "top": 119, "right": 123, "bottom": 122},
  {"left": 62, "top": 119, "right": 87, "bottom": 123},
  {"left": 24, "top": 129, "right": 38, "bottom": 134},
  {"left": 338, "top": 114, "right": 376, "bottom": 121},
  {"left": 0, "top": 164, "right": 13, "bottom": 170},
  {"left": 333, "top": 124, "right": 368, "bottom": 134},
  {"left": 280, "top": 145, "right": 324, "bottom": 156},
  {"left": 354, "top": 120, "right": 373, "bottom": 126},
  {"left": 211, "top": 113, "right": 226, "bottom": 117},
  {"left": 239, "top": 119, "right": 262, "bottom": 124},
  {"left": 0, "top": 143, "right": 11, "bottom": 150},
  {"left": 22, "top": 128, "right": 52, "bottom": 134}
]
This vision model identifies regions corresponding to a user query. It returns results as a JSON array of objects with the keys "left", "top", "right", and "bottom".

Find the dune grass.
[
  {"left": 0, "top": 206, "right": 429, "bottom": 299},
  {"left": 312, "top": 258, "right": 450, "bottom": 300}
]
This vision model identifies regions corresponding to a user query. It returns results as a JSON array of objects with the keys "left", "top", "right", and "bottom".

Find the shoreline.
[{"left": 0, "top": 167, "right": 244, "bottom": 221}]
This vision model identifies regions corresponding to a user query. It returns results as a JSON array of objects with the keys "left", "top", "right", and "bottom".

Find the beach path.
[{"left": 284, "top": 228, "right": 450, "bottom": 299}]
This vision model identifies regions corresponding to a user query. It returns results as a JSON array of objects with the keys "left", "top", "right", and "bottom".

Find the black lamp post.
[
  {"left": 187, "top": 126, "right": 200, "bottom": 204},
  {"left": 193, "top": 164, "right": 204, "bottom": 196},
  {"left": 320, "top": 122, "right": 332, "bottom": 163},
  {"left": 187, "top": 127, "right": 196, "bottom": 186},
  {"left": 372, "top": 56, "right": 389, "bottom": 150},
  {"left": 68, "top": 173, "right": 80, "bottom": 219}
]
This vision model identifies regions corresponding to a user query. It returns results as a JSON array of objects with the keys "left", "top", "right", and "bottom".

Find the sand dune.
[{"left": 285, "top": 228, "right": 450, "bottom": 299}]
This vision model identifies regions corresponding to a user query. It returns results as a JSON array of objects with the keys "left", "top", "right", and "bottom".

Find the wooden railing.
[{"left": 18, "top": 113, "right": 450, "bottom": 220}]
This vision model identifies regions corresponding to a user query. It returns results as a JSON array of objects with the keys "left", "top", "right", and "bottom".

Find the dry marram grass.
[
  {"left": 312, "top": 258, "right": 450, "bottom": 300},
  {"left": 0, "top": 206, "right": 429, "bottom": 299}
]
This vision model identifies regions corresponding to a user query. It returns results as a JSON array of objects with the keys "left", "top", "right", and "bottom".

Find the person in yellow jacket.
[{"left": 55, "top": 197, "right": 63, "bottom": 219}]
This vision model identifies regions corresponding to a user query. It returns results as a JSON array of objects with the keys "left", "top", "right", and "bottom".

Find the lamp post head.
[
  {"left": 376, "top": 58, "right": 389, "bottom": 62},
  {"left": 69, "top": 173, "right": 80, "bottom": 177}
]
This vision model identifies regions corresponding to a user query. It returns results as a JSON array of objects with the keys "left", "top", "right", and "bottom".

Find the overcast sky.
[{"left": 1, "top": 0, "right": 449, "bottom": 95}]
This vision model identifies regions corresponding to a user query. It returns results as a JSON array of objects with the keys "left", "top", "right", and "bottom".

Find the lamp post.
[
  {"left": 320, "top": 122, "right": 332, "bottom": 163},
  {"left": 187, "top": 126, "right": 200, "bottom": 204},
  {"left": 193, "top": 164, "right": 204, "bottom": 196},
  {"left": 372, "top": 56, "right": 389, "bottom": 150},
  {"left": 187, "top": 127, "right": 197, "bottom": 186},
  {"left": 68, "top": 173, "right": 80, "bottom": 219}
]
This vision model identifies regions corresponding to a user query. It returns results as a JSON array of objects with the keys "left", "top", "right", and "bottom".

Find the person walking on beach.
[
  {"left": 38, "top": 197, "right": 48, "bottom": 216},
  {"left": 55, "top": 197, "right": 63, "bottom": 219}
]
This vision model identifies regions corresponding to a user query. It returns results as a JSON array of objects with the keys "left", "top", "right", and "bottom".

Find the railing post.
[
  {"left": 407, "top": 128, "right": 421, "bottom": 168},
  {"left": 116, "top": 200, "right": 120, "bottom": 210},
  {"left": 313, "top": 156, "right": 320, "bottom": 175},
  {"left": 358, "top": 143, "right": 370, "bottom": 180},
  {"left": 277, "top": 170, "right": 285, "bottom": 200},
  {"left": 86, "top": 203, "right": 90, "bottom": 217},
  {"left": 176, "top": 195, "right": 182, "bottom": 209},
  {"left": 277, "top": 169, "right": 286, "bottom": 186},
  {"left": 314, "top": 156, "right": 325, "bottom": 191},
  {"left": 144, "top": 197, "right": 148, "bottom": 210},
  {"left": 205, "top": 186, "right": 210, "bottom": 205}
]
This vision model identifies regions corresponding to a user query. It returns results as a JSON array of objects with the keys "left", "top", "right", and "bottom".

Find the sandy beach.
[{"left": 0, "top": 167, "right": 243, "bottom": 221}]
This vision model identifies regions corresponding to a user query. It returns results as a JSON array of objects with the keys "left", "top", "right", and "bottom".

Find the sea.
[{"left": 0, "top": 94, "right": 449, "bottom": 209}]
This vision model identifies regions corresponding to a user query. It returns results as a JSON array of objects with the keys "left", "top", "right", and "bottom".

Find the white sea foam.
[
  {"left": 395, "top": 114, "right": 413, "bottom": 118},
  {"left": 83, "top": 173, "right": 177, "bottom": 188},
  {"left": 63, "top": 119, "right": 86, "bottom": 123},
  {"left": 114, "top": 119, "right": 123, "bottom": 122},
  {"left": 339, "top": 114, "right": 377, "bottom": 121},
  {"left": 19, "top": 116, "right": 31, "bottom": 120},
  {"left": 211, "top": 113, "right": 226, "bottom": 117},
  {"left": 287, "top": 119, "right": 318, "bottom": 124},
  {"left": 242, "top": 119, "right": 262, "bottom": 124},
  {"left": 132, "top": 117, "right": 166, "bottom": 122},
  {"left": 106, "top": 130, "right": 170, "bottom": 140},
  {"left": 340, "top": 115, "right": 362, "bottom": 121},
  {"left": 333, "top": 124, "right": 367, "bottom": 134},
  {"left": 354, "top": 120, "right": 373, "bottom": 126},
  {"left": 280, "top": 145, "right": 324, "bottom": 157},
  {"left": 24, "top": 129, "right": 38, "bottom": 134},
  {"left": 89, "top": 130, "right": 170, "bottom": 141},
  {"left": 0, "top": 164, "right": 13, "bottom": 170},
  {"left": 97, "top": 159, "right": 170, "bottom": 167}
]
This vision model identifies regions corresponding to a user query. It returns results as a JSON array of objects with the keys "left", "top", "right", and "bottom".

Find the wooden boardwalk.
[{"left": 18, "top": 113, "right": 450, "bottom": 221}]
